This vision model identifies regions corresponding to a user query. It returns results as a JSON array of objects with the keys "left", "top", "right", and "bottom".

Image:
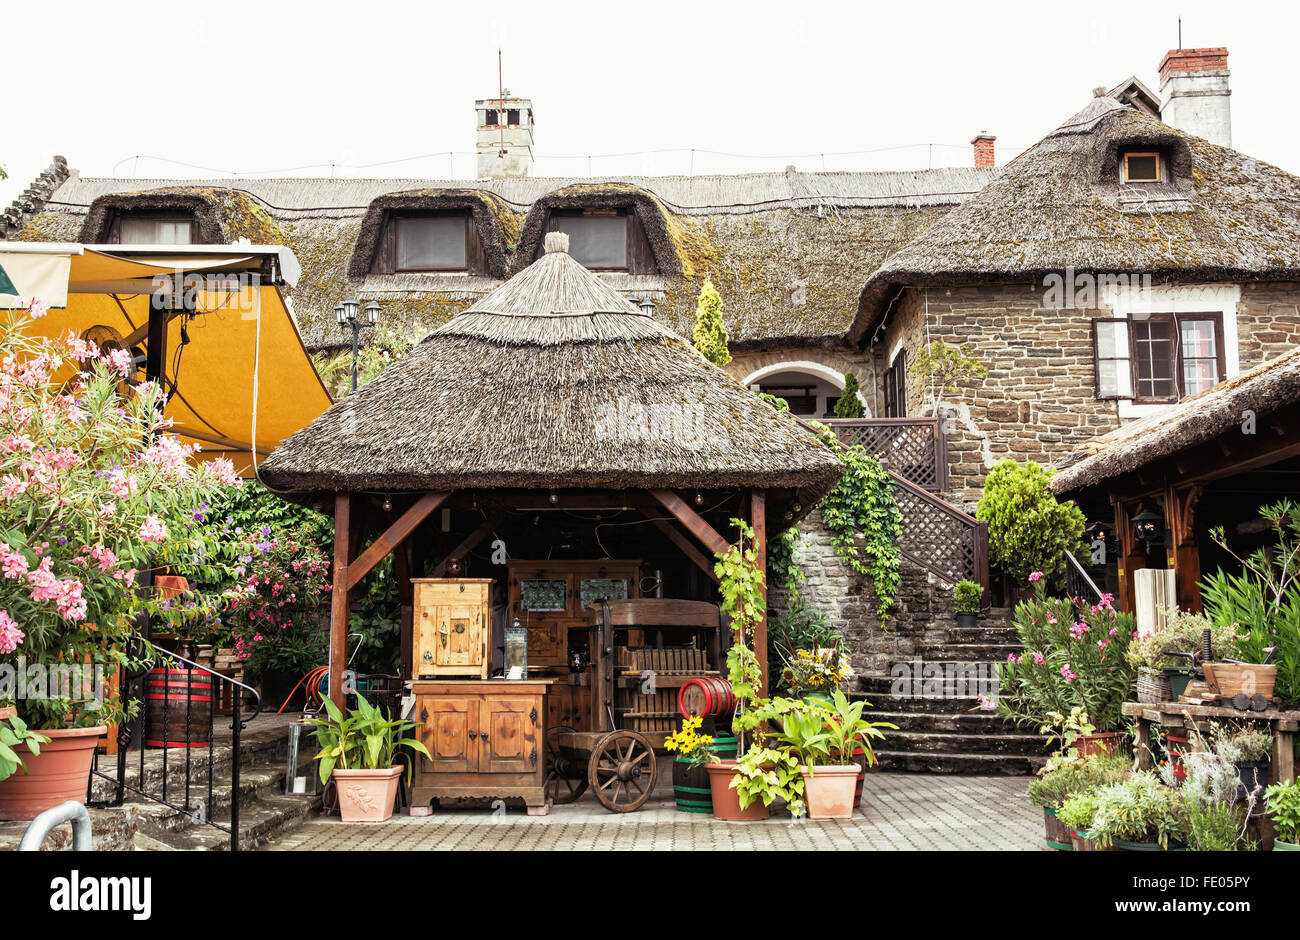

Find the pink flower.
[
  {"left": 0, "top": 610, "right": 23, "bottom": 653},
  {"left": 105, "top": 347, "right": 134, "bottom": 378},
  {"left": 977, "top": 694, "right": 997, "bottom": 711},
  {"left": 1028, "top": 572, "right": 1043, "bottom": 583},
  {"left": 0, "top": 474, "right": 28, "bottom": 499},
  {"left": 1109, "top": 627, "right": 1118, "bottom": 637},
  {"left": 1031, "top": 651, "right": 1045, "bottom": 665},
  {"left": 27, "top": 299, "right": 48, "bottom": 321},
  {"left": 1060, "top": 663, "right": 1078, "bottom": 682},
  {"left": 138, "top": 514, "right": 168, "bottom": 543},
  {"left": 0, "top": 543, "right": 29, "bottom": 579}
]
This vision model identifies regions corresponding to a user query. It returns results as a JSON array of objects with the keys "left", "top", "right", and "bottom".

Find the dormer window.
[
  {"left": 1122, "top": 151, "right": 1163, "bottom": 184},
  {"left": 553, "top": 211, "right": 629, "bottom": 270},
  {"left": 396, "top": 214, "right": 468, "bottom": 271},
  {"left": 108, "top": 213, "right": 198, "bottom": 245}
]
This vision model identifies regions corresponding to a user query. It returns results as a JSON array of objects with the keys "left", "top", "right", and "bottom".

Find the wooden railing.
[{"left": 823, "top": 418, "right": 947, "bottom": 492}]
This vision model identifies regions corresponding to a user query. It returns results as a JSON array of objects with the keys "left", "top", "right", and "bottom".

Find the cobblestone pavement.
[{"left": 263, "top": 773, "right": 1045, "bottom": 851}]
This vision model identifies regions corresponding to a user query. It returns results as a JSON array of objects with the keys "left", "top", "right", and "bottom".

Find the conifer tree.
[
  {"left": 692, "top": 279, "right": 731, "bottom": 367},
  {"left": 834, "top": 372, "right": 864, "bottom": 418}
]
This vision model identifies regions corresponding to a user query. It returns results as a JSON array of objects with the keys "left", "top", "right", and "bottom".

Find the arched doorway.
[{"left": 741, "top": 361, "right": 870, "bottom": 420}]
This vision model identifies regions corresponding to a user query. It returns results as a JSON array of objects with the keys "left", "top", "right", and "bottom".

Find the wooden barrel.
[
  {"left": 672, "top": 734, "right": 739, "bottom": 813},
  {"left": 145, "top": 667, "right": 213, "bottom": 748},
  {"left": 677, "top": 677, "right": 735, "bottom": 719}
]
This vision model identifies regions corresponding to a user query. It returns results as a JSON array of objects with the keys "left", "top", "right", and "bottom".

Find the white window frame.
[{"left": 1099, "top": 282, "right": 1240, "bottom": 419}]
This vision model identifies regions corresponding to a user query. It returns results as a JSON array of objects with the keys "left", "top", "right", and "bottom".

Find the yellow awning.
[{"left": 9, "top": 245, "right": 331, "bottom": 479}]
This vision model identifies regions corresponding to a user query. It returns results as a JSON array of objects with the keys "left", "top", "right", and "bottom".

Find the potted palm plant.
[
  {"left": 306, "top": 692, "right": 430, "bottom": 823},
  {"left": 776, "top": 690, "right": 894, "bottom": 820},
  {"left": 953, "top": 580, "right": 983, "bottom": 629}
]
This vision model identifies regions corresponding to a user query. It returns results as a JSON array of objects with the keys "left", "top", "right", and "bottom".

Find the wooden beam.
[
  {"left": 430, "top": 513, "right": 503, "bottom": 577},
  {"left": 345, "top": 492, "right": 450, "bottom": 591},
  {"left": 394, "top": 542, "right": 414, "bottom": 680},
  {"left": 329, "top": 493, "right": 351, "bottom": 710},
  {"left": 648, "top": 489, "right": 730, "bottom": 556},
  {"left": 1165, "top": 484, "right": 1204, "bottom": 614},
  {"left": 638, "top": 509, "right": 719, "bottom": 583},
  {"left": 1112, "top": 495, "right": 1144, "bottom": 616},
  {"left": 751, "top": 489, "right": 769, "bottom": 697}
]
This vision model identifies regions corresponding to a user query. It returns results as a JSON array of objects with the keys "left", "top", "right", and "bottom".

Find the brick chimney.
[
  {"left": 971, "top": 132, "right": 996, "bottom": 169},
  {"left": 1158, "top": 47, "right": 1231, "bottom": 147}
]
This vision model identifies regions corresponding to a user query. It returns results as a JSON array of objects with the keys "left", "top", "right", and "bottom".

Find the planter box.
[
  {"left": 800, "top": 764, "right": 860, "bottom": 820},
  {"left": 332, "top": 767, "right": 402, "bottom": 823},
  {"left": 0, "top": 725, "right": 107, "bottom": 821}
]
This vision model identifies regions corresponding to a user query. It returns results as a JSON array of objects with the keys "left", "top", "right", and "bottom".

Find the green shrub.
[
  {"left": 1027, "top": 754, "right": 1128, "bottom": 809},
  {"left": 1090, "top": 772, "right": 1190, "bottom": 849},
  {"left": 1057, "top": 789, "right": 1102, "bottom": 832},
  {"left": 1126, "top": 610, "right": 1240, "bottom": 670},
  {"left": 1266, "top": 781, "right": 1300, "bottom": 844},
  {"left": 976, "top": 460, "right": 1087, "bottom": 589},
  {"left": 954, "top": 580, "right": 983, "bottom": 613},
  {"left": 833, "top": 372, "right": 864, "bottom": 418},
  {"left": 691, "top": 278, "right": 731, "bottom": 367}
]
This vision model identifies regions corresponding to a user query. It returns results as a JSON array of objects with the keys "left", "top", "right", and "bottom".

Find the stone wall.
[
  {"left": 770, "top": 509, "right": 953, "bottom": 678},
  {"left": 0, "top": 156, "right": 71, "bottom": 240},
  {"left": 1238, "top": 282, "right": 1300, "bottom": 366}
]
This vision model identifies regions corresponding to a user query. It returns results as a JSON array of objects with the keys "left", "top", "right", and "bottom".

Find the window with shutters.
[
  {"left": 1091, "top": 313, "right": 1225, "bottom": 403},
  {"left": 883, "top": 352, "right": 907, "bottom": 418}
]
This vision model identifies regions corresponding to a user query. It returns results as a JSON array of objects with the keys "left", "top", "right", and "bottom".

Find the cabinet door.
[
  {"left": 435, "top": 603, "right": 485, "bottom": 670},
  {"left": 479, "top": 696, "right": 541, "bottom": 775},
  {"left": 420, "top": 694, "right": 479, "bottom": 774}
]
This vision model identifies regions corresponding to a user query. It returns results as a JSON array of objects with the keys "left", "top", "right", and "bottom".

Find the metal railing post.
[{"left": 19, "top": 801, "right": 92, "bottom": 851}]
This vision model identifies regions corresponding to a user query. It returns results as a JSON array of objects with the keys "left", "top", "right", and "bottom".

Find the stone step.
[
  {"left": 137, "top": 792, "right": 318, "bottom": 851},
  {"left": 0, "top": 805, "right": 140, "bottom": 851},
  {"left": 873, "top": 750, "right": 1042, "bottom": 775},
  {"left": 941, "top": 625, "right": 1020, "bottom": 644},
  {"left": 857, "top": 691, "right": 992, "bottom": 713},
  {"left": 908, "top": 642, "right": 1021, "bottom": 661},
  {"left": 90, "top": 730, "right": 299, "bottom": 804},
  {"left": 126, "top": 765, "right": 287, "bottom": 833},
  {"left": 859, "top": 675, "right": 1000, "bottom": 700},
  {"left": 877, "top": 729, "right": 1047, "bottom": 756},
  {"left": 869, "top": 710, "right": 1020, "bottom": 733}
]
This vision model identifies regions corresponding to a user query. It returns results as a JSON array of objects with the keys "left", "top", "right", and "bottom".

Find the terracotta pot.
[
  {"left": 0, "top": 725, "right": 107, "bottom": 821},
  {"left": 1076, "top": 731, "right": 1122, "bottom": 759},
  {"left": 0, "top": 705, "right": 15, "bottom": 722},
  {"left": 332, "top": 767, "right": 402, "bottom": 823},
  {"left": 800, "top": 764, "right": 860, "bottom": 819},
  {"left": 705, "top": 760, "right": 769, "bottom": 821}
]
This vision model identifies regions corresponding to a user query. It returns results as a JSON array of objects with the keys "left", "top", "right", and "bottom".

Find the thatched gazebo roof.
[{"left": 260, "top": 232, "right": 843, "bottom": 510}]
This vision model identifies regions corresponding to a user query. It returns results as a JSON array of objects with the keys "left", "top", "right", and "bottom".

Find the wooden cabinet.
[
  {"left": 409, "top": 681, "right": 550, "bottom": 815},
  {"left": 412, "top": 579, "right": 494, "bottom": 680},
  {"left": 507, "top": 560, "right": 641, "bottom": 669}
]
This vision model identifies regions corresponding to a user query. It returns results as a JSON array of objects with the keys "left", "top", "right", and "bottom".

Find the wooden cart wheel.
[
  {"left": 588, "top": 729, "right": 657, "bottom": 813},
  {"left": 544, "top": 726, "right": 588, "bottom": 805}
]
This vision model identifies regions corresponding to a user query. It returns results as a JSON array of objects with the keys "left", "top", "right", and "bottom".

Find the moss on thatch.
[
  {"left": 849, "top": 100, "right": 1300, "bottom": 344},
  {"left": 16, "top": 210, "right": 82, "bottom": 242}
]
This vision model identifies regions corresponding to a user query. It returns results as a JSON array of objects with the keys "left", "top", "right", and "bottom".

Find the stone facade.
[{"left": 770, "top": 509, "right": 954, "bottom": 678}]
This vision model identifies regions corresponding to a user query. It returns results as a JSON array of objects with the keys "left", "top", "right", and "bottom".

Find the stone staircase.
[
  {"left": 91, "top": 714, "right": 318, "bottom": 851},
  {"left": 857, "top": 609, "right": 1047, "bottom": 775}
]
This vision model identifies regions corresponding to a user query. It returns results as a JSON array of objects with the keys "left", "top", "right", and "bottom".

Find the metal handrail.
[
  {"left": 89, "top": 637, "right": 262, "bottom": 851},
  {"left": 19, "top": 801, "right": 92, "bottom": 851},
  {"left": 1065, "top": 549, "right": 1104, "bottom": 606}
]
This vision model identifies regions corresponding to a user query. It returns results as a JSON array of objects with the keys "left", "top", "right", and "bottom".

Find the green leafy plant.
[
  {"left": 1265, "top": 781, "right": 1300, "bottom": 845},
  {"left": 811, "top": 423, "right": 901, "bottom": 626},
  {"left": 1202, "top": 499, "right": 1300, "bottom": 705},
  {"left": 1157, "top": 729, "right": 1259, "bottom": 851},
  {"left": 1027, "top": 753, "right": 1127, "bottom": 809},
  {"left": 714, "top": 519, "right": 767, "bottom": 752},
  {"left": 1057, "top": 789, "right": 1102, "bottom": 833},
  {"left": 976, "top": 460, "right": 1087, "bottom": 589},
  {"left": 664, "top": 716, "right": 718, "bottom": 770},
  {"left": 997, "top": 579, "right": 1137, "bottom": 733},
  {"left": 909, "top": 340, "right": 988, "bottom": 399},
  {"left": 833, "top": 372, "right": 864, "bottom": 418},
  {"left": 0, "top": 715, "right": 51, "bottom": 782},
  {"left": 731, "top": 741, "right": 804, "bottom": 816},
  {"left": 954, "top": 580, "right": 983, "bottom": 614},
  {"left": 1211, "top": 723, "right": 1271, "bottom": 763},
  {"left": 304, "top": 692, "right": 431, "bottom": 785},
  {"left": 1089, "top": 772, "right": 1190, "bottom": 849},
  {"left": 1038, "top": 706, "right": 1095, "bottom": 772},
  {"left": 777, "top": 689, "right": 894, "bottom": 770},
  {"left": 691, "top": 278, "right": 731, "bottom": 367}
]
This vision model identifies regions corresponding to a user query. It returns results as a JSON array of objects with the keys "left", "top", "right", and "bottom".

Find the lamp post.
[{"left": 336, "top": 297, "right": 381, "bottom": 392}]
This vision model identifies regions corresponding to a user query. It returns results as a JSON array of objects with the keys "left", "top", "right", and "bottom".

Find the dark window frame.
[
  {"left": 1091, "top": 318, "right": 1129, "bottom": 401},
  {"left": 392, "top": 211, "right": 472, "bottom": 273},
  {"left": 107, "top": 211, "right": 200, "bottom": 245},
  {"left": 1125, "top": 311, "right": 1226, "bottom": 404},
  {"left": 883, "top": 351, "right": 907, "bottom": 418},
  {"left": 550, "top": 209, "right": 632, "bottom": 272}
]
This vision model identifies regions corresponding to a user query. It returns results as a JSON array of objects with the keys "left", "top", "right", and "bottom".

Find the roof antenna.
[{"left": 1178, "top": 16, "right": 1182, "bottom": 50}]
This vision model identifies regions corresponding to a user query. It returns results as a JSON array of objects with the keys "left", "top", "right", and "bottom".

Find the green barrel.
[{"left": 673, "top": 734, "right": 738, "bottom": 813}]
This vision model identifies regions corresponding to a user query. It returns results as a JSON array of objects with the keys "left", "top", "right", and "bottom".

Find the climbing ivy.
[
  {"left": 811, "top": 423, "right": 902, "bottom": 627},
  {"left": 766, "top": 525, "right": 805, "bottom": 603}
]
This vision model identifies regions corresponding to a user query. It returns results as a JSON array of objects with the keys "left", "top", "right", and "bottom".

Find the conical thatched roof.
[
  {"left": 260, "top": 232, "right": 843, "bottom": 505},
  {"left": 848, "top": 97, "right": 1300, "bottom": 343}
]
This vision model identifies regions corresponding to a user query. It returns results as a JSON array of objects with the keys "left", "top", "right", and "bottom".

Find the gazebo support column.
[
  {"left": 751, "top": 489, "right": 768, "bottom": 695},
  {"left": 1112, "top": 496, "right": 1144, "bottom": 615},
  {"left": 1165, "top": 484, "right": 1204, "bottom": 614},
  {"left": 329, "top": 493, "right": 352, "bottom": 710}
]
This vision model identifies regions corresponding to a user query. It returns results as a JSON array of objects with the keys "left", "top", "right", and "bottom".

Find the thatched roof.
[
  {"left": 848, "top": 97, "right": 1300, "bottom": 344},
  {"left": 14, "top": 167, "right": 992, "bottom": 348},
  {"left": 1050, "top": 345, "right": 1300, "bottom": 494},
  {"left": 259, "top": 231, "right": 844, "bottom": 504}
]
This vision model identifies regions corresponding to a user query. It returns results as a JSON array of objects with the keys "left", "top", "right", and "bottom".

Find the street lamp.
[{"left": 336, "top": 297, "right": 381, "bottom": 392}]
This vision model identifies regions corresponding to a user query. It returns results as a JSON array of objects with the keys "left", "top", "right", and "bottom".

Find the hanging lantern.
[{"left": 1132, "top": 508, "right": 1165, "bottom": 545}]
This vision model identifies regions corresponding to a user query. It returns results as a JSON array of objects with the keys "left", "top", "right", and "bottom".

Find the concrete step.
[
  {"left": 874, "top": 750, "right": 1043, "bottom": 775},
  {"left": 90, "top": 729, "right": 292, "bottom": 803},
  {"left": 136, "top": 792, "right": 318, "bottom": 851}
]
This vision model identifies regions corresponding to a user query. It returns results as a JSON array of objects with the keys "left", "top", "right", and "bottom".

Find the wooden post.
[
  {"left": 329, "top": 493, "right": 351, "bottom": 711},
  {"left": 751, "top": 489, "right": 768, "bottom": 696},
  {"left": 394, "top": 542, "right": 414, "bottom": 681},
  {"left": 1165, "top": 484, "right": 1203, "bottom": 614},
  {"left": 1112, "top": 496, "right": 1144, "bottom": 615}
]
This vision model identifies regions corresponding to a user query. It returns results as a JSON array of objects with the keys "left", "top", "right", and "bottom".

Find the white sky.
[{"left": 2, "top": 0, "right": 1296, "bottom": 206}]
